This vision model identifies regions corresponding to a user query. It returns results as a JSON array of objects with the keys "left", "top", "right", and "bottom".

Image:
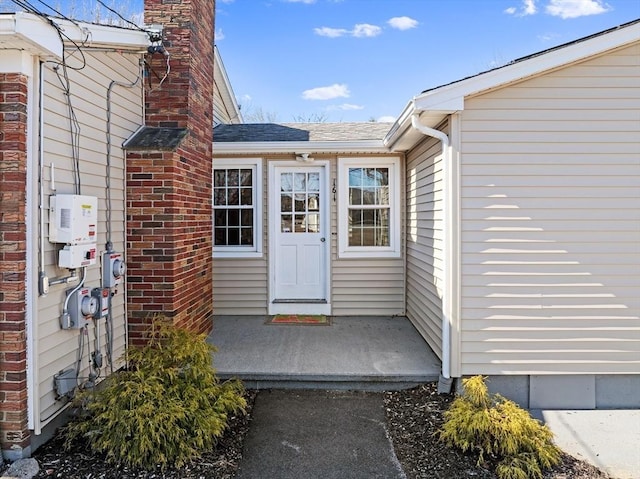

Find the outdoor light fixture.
[{"left": 295, "top": 153, "right": 314, "bottom": 163}]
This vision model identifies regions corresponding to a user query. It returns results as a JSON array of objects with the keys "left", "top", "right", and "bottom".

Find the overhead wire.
[{"left": 96, "top": 0, "right": 145, "bottom": 30}]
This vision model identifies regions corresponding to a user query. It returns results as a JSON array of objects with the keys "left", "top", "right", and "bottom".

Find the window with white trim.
[
  {"left": 213, "top": 159, "right": 262, "bottom": 257},
  {"left": 338, "top": 157, "right": 401, "bottom": 258}
]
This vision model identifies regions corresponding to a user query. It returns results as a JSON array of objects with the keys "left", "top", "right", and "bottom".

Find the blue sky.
[
  {"left": 215, "top": 0, "right": 639, "bottom": 122},
  {"left": 2, "top": 0, "right": 638, "bottom": 122}
]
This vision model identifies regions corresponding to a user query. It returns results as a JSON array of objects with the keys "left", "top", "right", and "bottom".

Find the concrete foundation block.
[
  {"left": 486, "top": 375, "right": 530, "bottom": 408},
  {"left": 530, "top": 375, "right": 596, "bottom": 409},
  {"left": 595, "top": 375, "right": 640, "bottom": 408}
]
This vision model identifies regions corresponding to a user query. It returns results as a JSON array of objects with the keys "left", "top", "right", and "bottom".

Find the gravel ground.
[{"left": 4, "top": 383, "right": 610, "bottom": 479}]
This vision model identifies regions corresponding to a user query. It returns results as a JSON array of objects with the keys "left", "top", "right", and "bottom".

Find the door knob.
[{"left": 320, "top": 237, "right": 326, "bottom": 242}]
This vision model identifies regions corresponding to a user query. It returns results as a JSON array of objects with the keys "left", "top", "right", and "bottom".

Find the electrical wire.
[
  {"left": 96, "top": 0, "right": 145, "bottom": 30},
  {"left": 106, "top": 64, "right": 143, "bottom": 247},
  {"left": 33, "top": 0, "right": 80, "bottom": 25},
  {"left": 145, "top": 47, "right": 171, "bottom": 92}
]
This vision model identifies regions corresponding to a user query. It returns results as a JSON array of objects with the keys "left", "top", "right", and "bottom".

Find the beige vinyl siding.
[
  {"left": 212, "top": 260, "right": 269, "bottom": 314},
  {"left": 34, "top": 51, "right": 143, "bottom": 429},
  {"left": 213, "top": 157, "right": 268, "bottom": 315},
  {"left": 331, "top": 155, "right": 405, "bottom": 316},
  {"left": 211, "top": 154, "right": 405, "bottom": 316},
  {"left": 459, "top": 42, "right": 640, "bottom": 375},
  {"left": 404, "top": 127, "right": 448, "bottom": 359},
  {"left": 213, "top": 83, "right": 229, "bottom": 125}
]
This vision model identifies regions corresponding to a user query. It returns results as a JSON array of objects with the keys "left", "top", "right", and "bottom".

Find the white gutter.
[{"left": 410, "top": 112, "right": 453, "bottom": 384}]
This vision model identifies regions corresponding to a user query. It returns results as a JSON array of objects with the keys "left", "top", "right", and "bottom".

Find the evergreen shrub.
[
  {"left": 440, "top": 375, "right": 560, "bottom": 479},
  {"left": 65, "top": 318, "right": 246, "bottom": 469}
]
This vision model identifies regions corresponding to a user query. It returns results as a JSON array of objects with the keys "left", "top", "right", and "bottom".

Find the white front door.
[{"left": 271, "top": 164, "right": 329, "bottom": 313}]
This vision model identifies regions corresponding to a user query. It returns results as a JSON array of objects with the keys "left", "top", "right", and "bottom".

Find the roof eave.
[
  {"left": 213, "top": 140, "right": 390, "bottom": 155},
  {"left": 0, "top": 12, "right": 149, "bottom": 61},
  {"left": 384, "top": 100, "right": 457, "bottom": 152},
  {"left": 414, "top": 20, "right": 640, "bottom": 114},
  {"left": 0, "top": 12, "right": 63, "bottom": 57}
]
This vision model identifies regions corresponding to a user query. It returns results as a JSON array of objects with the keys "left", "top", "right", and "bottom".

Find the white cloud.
[
  {"left": 215, "top": 28, "right": 225, "bottom": 40},
  {"left": 378, "top": 116, "right": 396, "bottom": 123},
  {"left": 523, "top": 0, "right": 537, "bottom": 14},
  {"left": 505, "top": 0, "right": 537, "bottom": 16},
  {"left": 352, "top": 23, "right": 382, "bottom": 38},
  {"left": 283, "top": 0, "right": 316, "bottom": 3},
  {"left": 241, "top": 94, "right": 252, "bottom": 102},
  {"left": 314, "top": 23, "right": 382, "bottom": 38},
  {"left": 545, "top": 0, "right": 611, "bottom": 18},
  {"left": 302, "top": 83, "right": 350, "bottom": 100},
  {"left": 314, "top": 26, "right": 349, "bottom": 38},
  {"left": 327, "top": 103, "right": 364, "bottom": 111},
  {"left": 387, "top": 16, "right": 419, "bottom": 30},
  {"left": 218, "top": 0, "right": 235, "bottom": 3}
]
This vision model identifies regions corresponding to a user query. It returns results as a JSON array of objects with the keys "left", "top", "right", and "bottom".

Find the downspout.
[{"left": 410, "top": 113, "right": 454, "bottom": 392}]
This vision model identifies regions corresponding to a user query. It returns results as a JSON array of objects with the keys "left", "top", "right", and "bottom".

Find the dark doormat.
[{"left": 266, "top": 314, "right": 331, "bottom": 325}]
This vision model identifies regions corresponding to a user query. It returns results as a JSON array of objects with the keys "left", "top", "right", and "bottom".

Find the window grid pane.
[
  {"left": 347, "top": 206, "right": 390, "bottom": 247},
  {"left": 213, "top": 168, "right": 255, "bottom": 247}
]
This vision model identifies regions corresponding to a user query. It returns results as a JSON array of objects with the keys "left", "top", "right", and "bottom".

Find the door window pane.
[{"left": 280, "top": 170, "right": 322, "bottom": 234}]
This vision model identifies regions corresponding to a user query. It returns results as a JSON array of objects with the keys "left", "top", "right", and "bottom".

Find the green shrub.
[
  {"left": 440, "top": 375, "right": 560, "bottom": 479},
  {"left": 65, "top": 319, "right": 246, "bottom": 470}
]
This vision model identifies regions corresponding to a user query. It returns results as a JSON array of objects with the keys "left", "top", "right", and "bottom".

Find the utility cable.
[{"left": 96, "top": 0, "right": 145, "bottom": 30}]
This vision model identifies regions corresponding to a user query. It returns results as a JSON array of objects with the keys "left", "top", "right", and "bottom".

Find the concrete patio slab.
[{"left": 207, "top": 316, "right": 441, "bottom": 390}]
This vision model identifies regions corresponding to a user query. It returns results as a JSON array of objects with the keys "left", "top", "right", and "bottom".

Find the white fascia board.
[
  {"left": 414, "top": 21, "right": 640, "bottom": 112},
  {"left": 0, "top": 12, "right": 63, "bottom": 58},
  {"left": 53, "top": 18, "right": 149, "bottom": 51},
  {"left": 0, "top": 50, "right": 35, "bottom": 75},
  {"left": 213, "top": 140, "right": 390, "bottom": 155},
  {"left": 215, "top": 45, "right": 242, "bottom": 123}
]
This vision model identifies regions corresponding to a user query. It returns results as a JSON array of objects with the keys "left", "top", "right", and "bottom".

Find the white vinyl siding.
[
  {"left": 34, "top": 51, "right": 143, "bottom": 431},
  {"left": 404, "top": 129, "right": 448, "bottom": 359},
  {"left": 459, "top": 43, "right": 640, "bottom": 375}
]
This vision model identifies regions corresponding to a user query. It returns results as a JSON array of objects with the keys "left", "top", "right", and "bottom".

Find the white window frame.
[
  {"left": 338, "top": 157, "right": 401, "bottom": 258},
  {"left": 213, "top": 158, "right": 263, "bottom": 258}
]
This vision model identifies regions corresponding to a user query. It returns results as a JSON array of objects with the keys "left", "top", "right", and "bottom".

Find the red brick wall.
[
  {"left": 127, "top": 0, "right": 215, "bottom": 339},
  {"left": 0, "top": 73, "right": 29, "bottom": 455}
]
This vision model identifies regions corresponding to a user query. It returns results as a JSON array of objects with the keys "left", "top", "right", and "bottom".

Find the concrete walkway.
[
  {"left": 208, "top": 315, "right": 441, "bottom": 390},
  {"left": 531, "top": 409, "right": 640, "bottom": 479},
  {"left": 235, "top": 389, "right": 405, "bottom": 479}
]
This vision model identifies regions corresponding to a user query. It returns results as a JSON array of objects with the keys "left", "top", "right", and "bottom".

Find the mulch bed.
[{"left": 5, "top": 383, "right": 610, "bottom": 479}]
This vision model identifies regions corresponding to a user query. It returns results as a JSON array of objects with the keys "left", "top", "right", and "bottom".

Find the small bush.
[
  {"left": 65, "top": 319, "right": 246, "bottom": 470},
  {"left": 440, "top": 375, "right": 560, "bottom": 479}
]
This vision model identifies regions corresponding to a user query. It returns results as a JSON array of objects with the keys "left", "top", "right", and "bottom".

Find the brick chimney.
[{"left": 125, "top": 0, "right": 215, "bottom": 339}]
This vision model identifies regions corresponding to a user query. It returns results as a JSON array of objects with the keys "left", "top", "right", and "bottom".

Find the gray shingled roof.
[
  {"left": 123, "top": 126, "right": 188, "bottom": 150},
  {"left": 213, "top": 122, "right": 392, "bottom": 142}
]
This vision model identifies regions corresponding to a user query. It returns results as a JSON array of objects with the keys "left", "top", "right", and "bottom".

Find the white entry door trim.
[{"left": 269, "top": 161, "right": 331, "bottom": 315}]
